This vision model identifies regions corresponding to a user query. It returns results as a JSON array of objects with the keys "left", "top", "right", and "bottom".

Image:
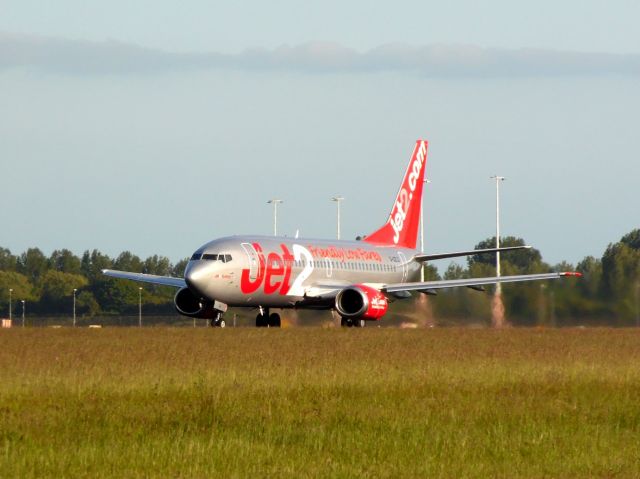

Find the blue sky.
[{"left": 1, "top": 1, "right": 638, "bottom": 267}]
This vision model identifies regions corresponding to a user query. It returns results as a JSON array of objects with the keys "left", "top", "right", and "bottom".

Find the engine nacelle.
[
  {"left": 174, "top": 287, "right": 217, "bottom": 318},
  {"left": 335, "top": 285, "right": 389, "bottom": 320}
]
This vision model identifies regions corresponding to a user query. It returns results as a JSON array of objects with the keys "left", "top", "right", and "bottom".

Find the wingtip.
[{"left": 560, "top": 272, "right": 582, "bottom": 277}]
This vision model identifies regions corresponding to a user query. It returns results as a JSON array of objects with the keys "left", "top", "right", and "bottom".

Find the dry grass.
[{"left": 1, "top": 328, "right": 639, "bottom": 478}]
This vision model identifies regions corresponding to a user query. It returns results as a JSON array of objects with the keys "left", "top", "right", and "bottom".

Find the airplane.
[{"left": 103, "top": 139, "right": 580, "bottom": 327}]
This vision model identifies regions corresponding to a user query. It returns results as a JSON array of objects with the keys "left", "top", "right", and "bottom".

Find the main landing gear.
[
  {"left": 256, "top": 308, "right": 281, "bottom": 328},
  {"left": 340, "top": 317, "right": 365, "bottom": 328}
]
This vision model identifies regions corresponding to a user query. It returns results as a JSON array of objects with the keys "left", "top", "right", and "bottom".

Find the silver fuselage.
[{"left": 184, "top": 235, "right": 421, "bottom": 308}]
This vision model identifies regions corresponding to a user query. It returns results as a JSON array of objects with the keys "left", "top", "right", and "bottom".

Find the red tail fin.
[{"left": 364, "top": 140, "right": 428, "bottom": 249}]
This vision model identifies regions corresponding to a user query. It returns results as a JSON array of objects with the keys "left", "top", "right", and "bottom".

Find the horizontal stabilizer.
[{"left": 413, "top": 245, "right": 531, "bottom": 263}]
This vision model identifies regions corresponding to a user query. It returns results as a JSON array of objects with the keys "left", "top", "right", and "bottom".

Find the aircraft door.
[
  {"left": 241, "top": 243, "right": 260, "bottom": 280},
  {"left": 325, "top": 258, "right": 333, "bottom": 278},
  {"left": 397, "top": 251, "right": 408, "bottom": 282}
]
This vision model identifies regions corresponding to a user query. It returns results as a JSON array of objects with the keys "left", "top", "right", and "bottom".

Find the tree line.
[
  {"left": 0, "top": 248, "right": 186, "bottom": 318},
  {"left": 420, "top": 229, "right": 640, "bottom": 326},
  {"left": 1, "top": 228, "right": 639, "bottom": 326}
]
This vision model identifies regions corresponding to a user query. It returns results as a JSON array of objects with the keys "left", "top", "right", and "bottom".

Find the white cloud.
[{"left": 1, "top": 32, "right": 639, "bottom": 77}]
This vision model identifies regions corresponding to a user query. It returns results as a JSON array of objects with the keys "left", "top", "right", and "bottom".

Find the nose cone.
[{"left": 184, "top": 262, "right": 212, "bottom": 297}]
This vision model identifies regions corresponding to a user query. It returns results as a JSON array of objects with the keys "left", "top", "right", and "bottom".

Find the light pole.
[
  {"left": 636, "top": 281, "right": 640, "bottom": 328},
  {"left": 490, "top": 176, "right": 506, "bottom": 293},
  {"left": 267, "top": 199, "right": 283, "bottom": 236},
  {"left": 21, "top": 300, "right": 25, "bottom": 327},
  {"left": 8, "top": 288, "right": 12, "bottom": 323},
  {"left": 331, "top": 196, "right": 344, "bottom": 240},
  {"left": 420, "top": 179, "right": 431, "bottom": 282},
  {"left": 73, "top": 288, "right": 77, "bottom": 327},
  {"left": 138, "top": 287, "right": 142, "bottom": 327}
]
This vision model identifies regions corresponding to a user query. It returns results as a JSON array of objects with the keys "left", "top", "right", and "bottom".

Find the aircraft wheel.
[
  {"left": 256, "top": 313, "right": 268, "bottom": 327},
  {"left": 268, "top": 313, "right": 281, "bottom": 328},
  {"left": 210, "top": 313, "right": 224, "bottom": 327},
  {"left": 353, "top": 319, "right": 366, "bottom": 328},
  {"left": 215, "top": 319, "right": 226, "bottom": 328},
  {"left": 341, "top": 317, "right": 353, "bottom": 328}
]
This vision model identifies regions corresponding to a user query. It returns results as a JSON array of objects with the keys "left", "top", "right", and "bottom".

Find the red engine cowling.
[{"left": 335, "top": 284, "right": 389, "bottom": 320}]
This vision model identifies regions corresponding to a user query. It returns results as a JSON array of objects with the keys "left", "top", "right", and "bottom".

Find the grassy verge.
[{"left": 1, "top": 328, "right": 639, "bottom": 478}]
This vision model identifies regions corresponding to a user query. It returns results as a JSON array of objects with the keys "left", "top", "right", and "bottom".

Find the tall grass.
[{"left": 1, "top": 328, "right": 639, "bottom": 478}]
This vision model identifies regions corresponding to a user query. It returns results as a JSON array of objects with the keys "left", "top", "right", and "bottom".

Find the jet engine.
[
  {"left": 174, "top": 287, "right": 216, "bottom": 318},
  {"left": 335, "top": 284, "right": 389, "bottom": 320}
]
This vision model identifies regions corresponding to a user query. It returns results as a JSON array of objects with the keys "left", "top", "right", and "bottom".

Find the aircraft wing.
[
  {"left": 303, "top": 281, "right": 352, "bottom": 298},
  {"left": 413, "top": 245, "right": 531, "bottom": 262},
  {"left": 382, "top": 272, "right": 581, "bottom": 294},
  {"left": 102, "top": 269, "right": 186, "bottom": 288}
]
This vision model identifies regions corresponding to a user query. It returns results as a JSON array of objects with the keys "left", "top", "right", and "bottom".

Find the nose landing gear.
[{"left": 209, "top": 311, "right": 226, "bottom": 328}]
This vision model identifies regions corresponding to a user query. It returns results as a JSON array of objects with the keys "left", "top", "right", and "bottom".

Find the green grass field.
[{"left": 1, "top": 328, "right": 639, "bottom": 478}]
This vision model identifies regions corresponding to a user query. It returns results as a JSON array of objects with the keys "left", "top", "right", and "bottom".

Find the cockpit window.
[
  {"left": 199, "top": 253, "right": 233, "bottom": 262},
  {"left": 191, "top": 253, "right": 202, "bottom": 261}
]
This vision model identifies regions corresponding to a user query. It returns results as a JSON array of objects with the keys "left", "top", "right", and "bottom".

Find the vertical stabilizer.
[{"left": 363, "top": 140, "right": 428, "bottom": 249}]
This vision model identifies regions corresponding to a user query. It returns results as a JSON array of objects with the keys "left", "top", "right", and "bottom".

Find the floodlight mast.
[
  {"left": 267, "top": 199, "right": 283, "bottom": 236},
  {"left": 420, "top": 179, "right": 431, "bottom": 282},
  {"left": 490, "top": 176, "right": 506, "bottom": 293},
  {"left": 331, "top": 196, "right": 344, "bottom": 240}
]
